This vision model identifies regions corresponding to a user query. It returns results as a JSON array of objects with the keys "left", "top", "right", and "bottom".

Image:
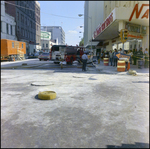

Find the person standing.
[
  {"left": 113, "top": 49, "right": 119, "bottom": 67},
  {"left": 109, "top": 50, "right": 113, "bottom": 66},
  {"left": 118, "top": 48, "right": 123, "bottom": 54},
  {"left": 137, "top": 48, "right": 143, "bottom": 69},
  {"left": 128, "top": 50, "right": 133, "bottom": 64},
  {"left": 144, "top": 48, "right": 149, "bottom": 68},
  {"left": 82, "top": 52, "right": 88, "bottom": 71},
  {"left": 133, "top": 48, "right": 137, "bottom": 65}
]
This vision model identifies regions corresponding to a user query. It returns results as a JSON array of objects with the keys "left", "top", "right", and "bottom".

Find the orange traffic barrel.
[
  {"left": 117, "top": 60, "right": 125, "bottom": 72},
  {"left": 103, "top": 58, "right": 109, "bottom": 66},
  {"left": 127, "top": 62, "right": 130, "bottom": 70}
]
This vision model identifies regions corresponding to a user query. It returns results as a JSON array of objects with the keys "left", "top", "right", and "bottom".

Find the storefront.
[{"left": 93, "top": 3, "right": 149, "bottom": 53}]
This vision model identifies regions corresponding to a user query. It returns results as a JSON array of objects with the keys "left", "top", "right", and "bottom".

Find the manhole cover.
[{"left": 31, "top": 82, "right": 54, "bottom": 86}]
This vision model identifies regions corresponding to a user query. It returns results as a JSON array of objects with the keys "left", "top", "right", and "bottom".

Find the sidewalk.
[{"left": 87, "top": 60, "right": 149, "bottom": 76}]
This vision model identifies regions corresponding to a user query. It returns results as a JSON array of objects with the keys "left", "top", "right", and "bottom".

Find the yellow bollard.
[
  {"left": 98, "top": 59, "right": 100, "bottom": 64},
  {"left": 61, "top": 63, "right": 63, "bottom": 69}
]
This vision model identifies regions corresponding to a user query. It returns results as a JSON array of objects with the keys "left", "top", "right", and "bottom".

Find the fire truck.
[
  {"left": 51, "top": 45, "right": 85, "bottom": 65},
  {"left": 65, "top": 46, "right": 85, "bottom": 65}
]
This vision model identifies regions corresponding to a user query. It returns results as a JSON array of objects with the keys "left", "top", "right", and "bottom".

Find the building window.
[
  {"left": 46, "top": 43, "right": 48, "bottom": 47},
  {"left": 25, "top": 17, "right": 27, "bottom": 25},
  {"left": 22, "top": 15, "right": 24, "bottom": 23},
  {"left": 141, "top": 26, "right": 146, "bottom": 34},
  {"left": 22, "top": 44, "right": 23, "bottom": 49},
  {"left": 12, "top": 42, "right": 14, "bottom": 48},
  {"left": 1, "top": 22, "right": 2, "bottom": 32},
  {"left": 6, "top": 24, "right": 9, "bottom": 34},
  {"left": 17, "top": 12, "right": 19, "bottom": 20},
  {"left": 43, "top": 43, "right": 44, "bottom": 47},
  {"left": 11, "top": 25, "right": 13, "bottom": 35},
  {"left": 37, "top": 25, "right": 38, "bottom": 31}
]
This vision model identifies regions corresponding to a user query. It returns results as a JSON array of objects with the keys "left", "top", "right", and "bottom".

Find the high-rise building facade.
[
  {"left": 84, "top": 1, "right": 104, "bottom": 49},
  {"left": 1, "top": 1, "right": 17, "bottom": 40},
  {"left": 90, "top": 1, "right": 149, "bottom": 52},
  {"left": 41, "top": 26, "right": 65, "bottom": 45},
  {"left": 4, "top": 1, "right": 41, "bottom": 55}
]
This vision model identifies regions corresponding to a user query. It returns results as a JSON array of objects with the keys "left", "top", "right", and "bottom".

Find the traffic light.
[
  {"left": 119, "top": 30, "right": 123, "bottom": 41},
  {"left": 123, "top": 29, "right": 129, "bottom": 42}
]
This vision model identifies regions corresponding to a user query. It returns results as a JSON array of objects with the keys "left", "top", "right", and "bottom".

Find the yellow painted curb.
[{"left": 38, "top": 91, "right": 56, "bottom": 100}]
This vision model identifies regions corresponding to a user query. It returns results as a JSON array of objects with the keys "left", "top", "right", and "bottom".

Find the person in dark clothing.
[
  {"left": 144, "top": 48, "right": 149, "bottom": 68},
  {"left": 137, "top": 48, "right": 143, "bottom": 69},
  {"left": 82, "top": 52, "right": 88, "bottom": 71},
  {"left": 109, "top": 50, "right": 113, "bottom": 66},
  {"left": 113, "top": 49, "right": 119, "bottom": 67},
  {"left": 133, "top": 48, "right": 137, "bottom": 65}
]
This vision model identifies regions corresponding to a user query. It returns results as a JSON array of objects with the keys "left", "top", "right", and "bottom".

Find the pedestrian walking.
[
  {"left": 113, "top": 49, "right": 119, "bottom": 67},
  {"left": 144, "top": 48, "right": 149, "bottom": 68},
  {"left": 82, "top": 51, "right": 88, "bottom": 71},
  {"left": 109, "top": 50, "right": 113, "bottom": 66}
]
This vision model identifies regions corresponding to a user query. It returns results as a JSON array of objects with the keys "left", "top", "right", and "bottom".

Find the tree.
[{"left": 79, "top": 38, "right": 84, "bottom": 46}]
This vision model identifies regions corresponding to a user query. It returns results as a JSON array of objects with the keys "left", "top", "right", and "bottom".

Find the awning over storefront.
[{"left": 93, "top": 3, "right": 149, "bottom": 42}]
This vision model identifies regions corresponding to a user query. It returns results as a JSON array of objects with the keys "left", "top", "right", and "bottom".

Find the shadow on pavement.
[{"left": 106, "top": 142, "right": 149, "bottom": 148}]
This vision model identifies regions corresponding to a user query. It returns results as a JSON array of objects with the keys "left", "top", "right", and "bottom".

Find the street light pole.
[{"left": 78, "top": 14, "right": 92, "bottom": 52}]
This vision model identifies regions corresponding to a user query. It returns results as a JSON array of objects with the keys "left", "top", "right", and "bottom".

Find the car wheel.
[{"left": 39, "top": 59, "right": 41, "bottom": 61}]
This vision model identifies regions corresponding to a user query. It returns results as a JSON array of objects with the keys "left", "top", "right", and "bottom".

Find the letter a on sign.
[{"left": 141, "top": 9, "right": 149, "bottom": 19}]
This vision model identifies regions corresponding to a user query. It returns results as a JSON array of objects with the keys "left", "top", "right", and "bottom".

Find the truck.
[
  {"left": 1, "top": 39, "right": 26, "bottom": 61},
  {"left": 65, "top": 46, "right": 85, "bottom": 65},
  {"left": 50, "top": 45, "right": 66, "bottom": 64},
  {"left": 51, "top": 45, "right": 92, "bottom": 65}
]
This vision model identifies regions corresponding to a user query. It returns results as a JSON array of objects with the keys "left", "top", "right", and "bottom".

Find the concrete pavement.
[{"left": 1, "top": 59, "right": 149, "bottom": 148}]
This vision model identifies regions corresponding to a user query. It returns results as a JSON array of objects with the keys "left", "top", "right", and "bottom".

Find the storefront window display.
[
  {"left": 141, "top": 26, "right": 147, "bottom": 34},
  {"left": 125, "top": 23, "right": 141, "bottom": 33}
]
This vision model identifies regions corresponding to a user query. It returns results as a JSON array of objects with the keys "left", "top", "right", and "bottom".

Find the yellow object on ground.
[{"left": 38, "top": 91, "right": 56, "bottom": 100}]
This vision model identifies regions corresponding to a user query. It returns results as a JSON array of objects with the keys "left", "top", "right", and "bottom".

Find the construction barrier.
[
  {"left": 103, "top": 58, "right": 109, "bottom": 66},
  {"left": 127, "top": 62, "right": 130, "bottom": 70},
  {"left": 117, "top": 60, "right": 126, "bottom": 72}
]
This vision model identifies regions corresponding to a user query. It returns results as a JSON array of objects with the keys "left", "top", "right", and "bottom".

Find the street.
[{"left": 1, "top": 59, "right": 149, "bottom": 148}]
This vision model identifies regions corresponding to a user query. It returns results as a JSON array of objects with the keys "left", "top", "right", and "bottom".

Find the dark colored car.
[{"left": 38, "top": 52, "right": 50, "bottom": 61}]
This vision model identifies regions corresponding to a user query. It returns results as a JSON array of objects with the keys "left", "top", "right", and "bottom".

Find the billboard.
[{"left": 41, "top": 31, "right": 51, "bottom": 40}]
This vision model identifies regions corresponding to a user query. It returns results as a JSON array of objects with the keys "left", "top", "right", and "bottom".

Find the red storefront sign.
[
  {"left": 128, "top": 34, "right": 143, "bottom": 39},
  {"left": 94, "top": 13, "right": 113, "bottom": 39},
  {"left": 129, "top": 3, "right": 149, "bottom": 21}
]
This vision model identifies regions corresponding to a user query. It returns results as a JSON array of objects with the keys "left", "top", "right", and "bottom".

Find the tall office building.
[
  {"left": 41, "top": 26, "right": 65, "bottom": 45},
  {"left": 89, "top": 1, "right": 149, "bottom": 52},
  {"left": 4, "top": 1, "right": 41, "bottom": 55},
  {"left": 1, "top": 1, "right": 17, "bottom": 40}
]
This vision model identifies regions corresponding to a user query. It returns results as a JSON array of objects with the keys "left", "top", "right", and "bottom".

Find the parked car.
[{"left": 38, "top": 52, "right": 50, "bottom": 61}]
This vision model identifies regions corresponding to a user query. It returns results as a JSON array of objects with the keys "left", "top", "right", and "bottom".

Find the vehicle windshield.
[{"left": 42, "top": 53, "right": 49, "bottom": 55}]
